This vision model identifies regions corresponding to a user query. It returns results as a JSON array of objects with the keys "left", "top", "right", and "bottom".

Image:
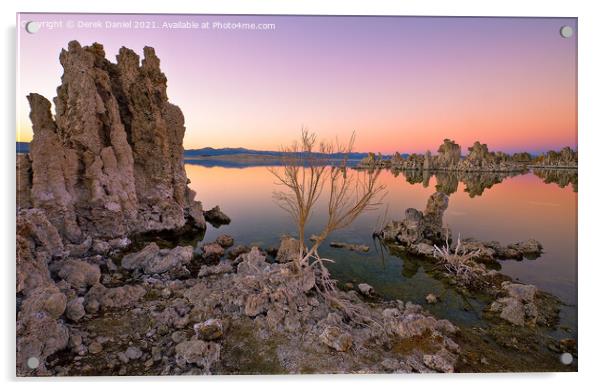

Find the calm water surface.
[{"left": 186, "top": 163, "right": 577, "bottom": 332}]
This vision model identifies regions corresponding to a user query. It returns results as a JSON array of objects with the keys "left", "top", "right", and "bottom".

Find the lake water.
[{"left": 186, "top": 163, "right": 577, "bottom": 333}]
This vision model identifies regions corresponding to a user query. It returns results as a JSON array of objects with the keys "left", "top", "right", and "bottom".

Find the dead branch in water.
[{"left": 433, "top": 232, "right": 488, "bottom": 288}]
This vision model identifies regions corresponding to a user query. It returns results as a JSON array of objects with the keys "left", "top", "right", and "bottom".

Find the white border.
[{"left": 2, "top": 0, "right": 600, "bottom": 389}]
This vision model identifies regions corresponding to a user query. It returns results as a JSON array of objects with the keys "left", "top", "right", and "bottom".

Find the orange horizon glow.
[{"left": 17, "top": 14, "right": 577, "bottom": 155}]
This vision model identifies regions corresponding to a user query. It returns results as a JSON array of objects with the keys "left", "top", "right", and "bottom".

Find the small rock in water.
[
  {"left": 204, "top": 206, "right": 231, "bottom": 227},
  {"left": 215, "top": 234, "right": 234, "bottom": 248},
  {"left": 358, "top": 283, "right": 374, "bottom": 296},
  {"left": 425, "top": 293, "right": 438, "bottom": 304},
  {"left": 329, "top": 241, "right": 370, "bottom": 252}
]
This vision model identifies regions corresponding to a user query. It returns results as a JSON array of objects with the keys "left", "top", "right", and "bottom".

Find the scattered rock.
[
  {"left": 358, "top": 283, "right": 374, "bottom": 296},
  {"left": 236, "top": 247, "right": 269, "bottom": 276},
  {"left": 508, "top": 239, "right": 543, "bottom": 257},
  {"left": 319, "top": 326, "right": 353, "bottom": 352},
  {"left": 57, "top": 259, "right": 101, "bottom": 290},
  {"left": 175, "top": 339, "right": 221, "bottom": 372},
  {"left": 144, "top": 246, "right": 193, "bottom": 274},
  {"left": 215, "top": 234, "right": 234, "bottom": 248},
  {"left": 275, "top": 236, "right": 301, "bottom": 263},
  {"left": 121, "top": 242, "right": 160, "bottom": 270},
  {"left": 200, "top": 243, "right": 224, "bottom": 263},
  {"left": 244, "top": 293, "right": 269, "bottom": 317},
  {"left": 88, "top": 342, "right": 103, "bottom": 354},
  {"left": 489, "top": 283, "right": 538, "bottom": 326},
  {"left": 227, "top": 245, "right": 251, "bottom": 261},
  {"left": 65, "top": 297, "right": 86, "bottom": 321},
  {"left": 194, "top": 319, "right": 223, "bottom": 341},
  {"left": 85, "top": 284, "right": 146, "bottom": 311},
  {"left": 197, "top": 261, "right": 233, "bottom": 277},
  {"left": 91, "top": 239, "right": 111, "bottom": 255},
  {"left": 125, "top": 346, "right": 143, "bottom": 360},
  {"left": 423, "top": 348, "right": 456, "bottom": 373},
  {"left": 121, "top": 244, "right": 192, "bottom": 274}
]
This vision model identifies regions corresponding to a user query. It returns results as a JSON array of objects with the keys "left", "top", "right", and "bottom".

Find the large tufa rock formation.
[
  {"left": 16, "top": 41, "right": 206, "bottom": 375},
  {"left": 20, "top": 41, "right": 204, "bottom": 242}
]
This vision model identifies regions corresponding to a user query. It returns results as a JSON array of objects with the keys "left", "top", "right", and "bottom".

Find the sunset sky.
[{"left": 17, "top": 14, "right": 577, "bottom": 154}]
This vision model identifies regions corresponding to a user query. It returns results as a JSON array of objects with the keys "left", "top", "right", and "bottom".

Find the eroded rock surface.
[{"left": 20, "top": 41, "right": 205, "bottom": 242}]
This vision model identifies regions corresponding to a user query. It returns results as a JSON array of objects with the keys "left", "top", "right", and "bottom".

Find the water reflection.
[
  {"left": 532, "top": 168, "right": 578, "bottom": 192},
  {"left": 187, "top": 161, "right": 576, "bottom": 301},
  {"left": 391, "top": 168, "right": 536, "bottom": 197}
]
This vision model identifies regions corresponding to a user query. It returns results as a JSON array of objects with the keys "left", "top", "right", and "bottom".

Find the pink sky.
[{"left": 17, "top": 14, "right": 577, "bottom": 154}]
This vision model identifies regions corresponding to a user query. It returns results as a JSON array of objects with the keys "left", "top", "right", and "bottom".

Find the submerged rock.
[
  {"left": 425, "top": 293, "right": 438, "bottom": 304},
  {"left": 330, "top": 241, "right": 370, "bottom": 252}
]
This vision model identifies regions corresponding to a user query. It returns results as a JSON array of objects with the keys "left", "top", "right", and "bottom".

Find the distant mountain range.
[
  {"left": 184, "top": 147, "right": 380, "bottom": 160},
  {"left": 16, "top": 142, "right": 390, "bottom": 160}
]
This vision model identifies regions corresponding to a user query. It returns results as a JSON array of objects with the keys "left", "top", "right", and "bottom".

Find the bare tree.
[{"left": 269, "top": 129, "right": 386, "bottom": 297}]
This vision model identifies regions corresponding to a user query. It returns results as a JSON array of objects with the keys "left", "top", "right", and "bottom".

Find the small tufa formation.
[
  {"left": 379, "top": 191, "right": 450, "bottom": 247},
  {"left": 435, "top": 139, "right": 462, "bottom": 167},
  {"left": 19, "top": 41, "right": 205, "bottom": 242},
  {"left": 532, "top": 147, "right": 578, "bottom": 168}
]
